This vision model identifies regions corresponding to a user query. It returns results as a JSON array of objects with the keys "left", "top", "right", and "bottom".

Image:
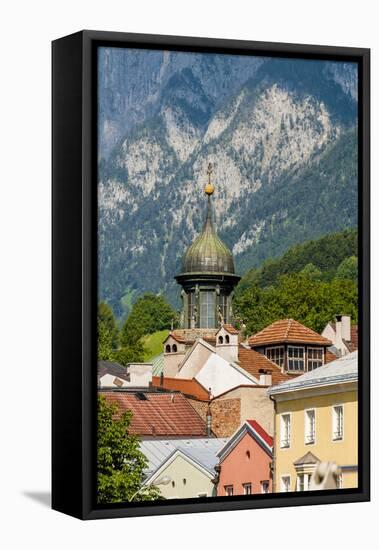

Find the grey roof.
[
  {"left": 140, "top": 438, "right": 228, "bottom": 477},
  {"left": 151, "top": 353, "right": 164, "bottom": 376},
  {"left": 97, "top": 360, "right": 130, "bottom": 382},
  {"left": 179, "top": 196, "right": 236, "bottom": 276},
  {"left": 268, "top": 351, "right": 358, "bottom": 396}
]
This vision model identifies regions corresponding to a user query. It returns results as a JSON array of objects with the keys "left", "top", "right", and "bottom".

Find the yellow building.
[{"left": 268, "top": 351, "right": 358, "bottom": 492}]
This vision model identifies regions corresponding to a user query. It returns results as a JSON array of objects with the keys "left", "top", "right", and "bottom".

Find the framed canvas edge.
[{"left": 52, "top": 30, "right": 370, "bottom": 521}]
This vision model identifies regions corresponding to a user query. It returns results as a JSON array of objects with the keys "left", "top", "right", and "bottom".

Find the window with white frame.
[
  {"left": 305, "top": 409, "right": 316, "bottom": 444},
  {"left": 266, "top": 346, "right": 285, "bottom": 367},
  {"left": 243, "top": 483, "right": 252, "bottom": 495},
  {"left": 280, "top": 476, "right": 291, "bottom": 492},
  {"left": 224, "top": 485, "right": 234, "bottom": 496},
  {"left": 297, "top": 473, "right": 310, "bottom": 492},
  {"left": 280, "top": 413, "right": 291, "bottom": 448},
  {"left": 308, "top": 347, "right": 323, "bottom": 371},
  {"left": 261, "top": 481, "right": 269, "bottom": 494},
  {"left": 288, "top": 346, "right": 305, "bottom": 371},
  {"left": 333, "top": 405, "right": 344, "bottom": 440}
]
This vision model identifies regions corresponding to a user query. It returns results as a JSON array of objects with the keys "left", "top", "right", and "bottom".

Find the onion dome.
[{"left": 180, "top": 164, "right": 236, "bottom": 275}]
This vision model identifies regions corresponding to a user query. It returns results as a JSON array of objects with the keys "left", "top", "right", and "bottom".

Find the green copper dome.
[{"left": 181, "top": 195, "right": 236, "bottom": 275}]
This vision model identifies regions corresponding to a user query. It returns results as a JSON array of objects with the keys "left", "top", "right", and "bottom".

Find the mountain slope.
[{"left": 98, "top": 54, "right": 358, "bottom": 318}]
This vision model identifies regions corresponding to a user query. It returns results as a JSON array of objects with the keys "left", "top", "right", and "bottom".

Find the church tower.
[{"left": 175, "top": 164, "right": 241, "bottom": 329}]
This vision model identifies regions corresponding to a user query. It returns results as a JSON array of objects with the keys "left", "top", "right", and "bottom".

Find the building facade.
[
  {"left": 216, "top": 420, "right": 273, "bottom": 496},
  {"left": 268, "top": 352, "right": 358, "bottom": 492}
]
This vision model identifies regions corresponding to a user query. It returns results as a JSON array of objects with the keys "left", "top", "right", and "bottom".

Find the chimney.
[
  {"left": 259, "top": 368, "right": 273, "bottom": 386},
  {"left": 341, "top": 315, "right": 351, "bottom": 342},
  {"left": 335, "top": 315, "right": 344, "bottom": 349}
]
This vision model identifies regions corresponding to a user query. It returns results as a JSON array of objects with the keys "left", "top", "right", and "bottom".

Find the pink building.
[{"left": 216, "top": 420, "right": 273, "bottom": 496}]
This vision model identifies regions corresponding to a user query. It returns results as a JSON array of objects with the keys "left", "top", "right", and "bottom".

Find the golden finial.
[{"left": 204, "top": 162, "right": 215, "bottom": 195}]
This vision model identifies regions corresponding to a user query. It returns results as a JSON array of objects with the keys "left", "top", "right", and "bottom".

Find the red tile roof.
[
  {"left": 151, "top": 376, "right": 209, "bottom": 401},
  {"left": 222, "top": 324, "right": 239, "bottom": 335},
  {"left": 164, "top": 329, "right": 216, "bottom": 345},
  {"left": 101, "top": 391, "right": 207, "bottom": 437},
  {"left": 248, "top": 319, "right": 332, "bottom": 347},
  {"left": 246, "top": 419, "right": 273, "bottom": 448},
  {"left": 238, "top": 346, "right": 295, "bottom": 385}
]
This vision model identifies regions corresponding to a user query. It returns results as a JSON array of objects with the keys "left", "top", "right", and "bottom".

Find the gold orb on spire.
[{"left": 204, "top": 162, "right": 215, "bottom": 195}]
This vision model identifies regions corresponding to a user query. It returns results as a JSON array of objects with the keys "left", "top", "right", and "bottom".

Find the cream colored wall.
[
  {"left": 150, "top": 455, "right": 216, "bottom": 499},
  {"left": 218, "top": 386, "right": 274, "bottom": 435},
  {"left": 176, "top": 343, "right": 213, "bottom": 379},
  {"left": 163, "top": 353, "right": 186, "bottom": 377},
  {"left": 274, "top": 388, "right": 358, "bottom": 492}
]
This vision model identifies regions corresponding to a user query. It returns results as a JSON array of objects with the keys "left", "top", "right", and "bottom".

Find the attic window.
[
  {"left": 172, "top": 344, "right": 177, "bottom": 353},
  {"left": 218, "top": 336, "right": 224, "bottom": 344},
  {"left": 225, "top": 335, "right": 230, "bottom": 344},
  {"left": 165, "top": 344, "right": 171, "bottom": 353},
  {"left": 246, "top": 450, "right": 251, "bottom": 460}
]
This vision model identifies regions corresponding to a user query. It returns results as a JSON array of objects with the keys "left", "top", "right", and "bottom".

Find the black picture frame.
[{"left": 52, "top": 30, "right": 370, "bottom": 520}]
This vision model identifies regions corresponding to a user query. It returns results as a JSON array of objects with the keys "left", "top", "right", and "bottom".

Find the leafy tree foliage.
[
  {"left": 120, "top": 293, "right": 177, "bottom": 347},
  {"left": 97, "top": 302, "right": 145, "bottom": 365},
  {"left": 236, "top": 228, "right": 357, "bottom": 295},
  {"left": 234, "top": 273, "right": 357, "bottom": 335},
  {"left": 335, "top": 255, "right": 358, "bottom": 281},
  {"left": 97, "top": 395, "right": 161, "bottom": 503},
  {"left": 300, "top": 263, "right": 322, "bottom": 281}
]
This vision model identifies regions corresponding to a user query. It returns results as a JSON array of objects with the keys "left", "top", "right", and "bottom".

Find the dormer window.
[
  {"left": 172, "top": 344, "right": 177, "bottom": 353},
  {"left": 308, "top": 348, "right": 323, "bottom": 371},
  {"left": 225, "top": 335, "right": 230, "bottom": 344},
  {"left": 288, "top": 346, "right": 305, "bottom": 371},
  {"left": 165, "top": 344, "right": 171, "bottom": 353},
  {"left": 266, "top": 346, "right": 284, "bottom": 367},
  {"left": 218, "top": 335, "right": 224, "bottom": 344}
]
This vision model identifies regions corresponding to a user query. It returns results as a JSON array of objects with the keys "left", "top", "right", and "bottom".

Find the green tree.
[
  {"left": 335, "top": 255, "right": 358, "bottom": 281},
  {"left": 97, "top": 395, "right": 161, "bottom": 504},
  {"left": 97, "top": 302, "right": 119, "bottom": 360},
  {"left": 120, "top": 293, "right": 177, "bottom": 346},
  {"left": 234, "top": 273, "right": 357, "bottom": 335},
  {"left": 300, "top": 262, "right": 322, "bottom": 281}
]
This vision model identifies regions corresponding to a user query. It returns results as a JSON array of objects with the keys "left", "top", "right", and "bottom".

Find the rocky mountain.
[{"left": 98, "top": 50, "right": 358, "bottom": 318}]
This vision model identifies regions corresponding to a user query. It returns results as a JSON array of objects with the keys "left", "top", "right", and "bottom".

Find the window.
[
  {"left": 218, "top": 335, "right": 224, "bottom": 344},
  {"left": 243, "top": 483, "right": 252, "bottom": 495},
  {"left": 297, "top": 473, "right": 310, "bottom": 492},
  {"left": 200, "top": 291, "right": 216, "bottom": 328},
  {"left": 305, "top": 409, "right": 316, "bottom": 444},
  {"left": 308, "top": 347, "right": 323, "bottom": 371},
  {"left": 246, "top": 450, "right": 251, "bottom": 460},
  {"left": 288, "top": 346, "right": 305, "bottom": 371},
  {"left": 187, "top": 292, "right": 195, "bottom": 327},
  {"left": 219, "top": 294, "right": 228, "bottom": 324},
  {"left": 266, "top": 346, "right": 285, "bottom": 367},
  {"left": 280, "top": 414, "right": 291, "bottom": 448},
  {"left": 225, "top": 334, "right": 230, "bottom": 343},
  {"left": 165, "top": 344, "right": 171, "bottom": 353},
  {"left": 261, "top": 481, "right": 269, "bottom": 494},
  {"left": 224, "top": 485, "right": 233, "bottom": 496},
  {"left": 172, "top": 344, "right": 177, "bottom": 353},
  {"left": 280, "top": 476, "right": 291, "bottom": 493},
  {"left": 333, "top": 405, "right": 344, "bottom": 440}
]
